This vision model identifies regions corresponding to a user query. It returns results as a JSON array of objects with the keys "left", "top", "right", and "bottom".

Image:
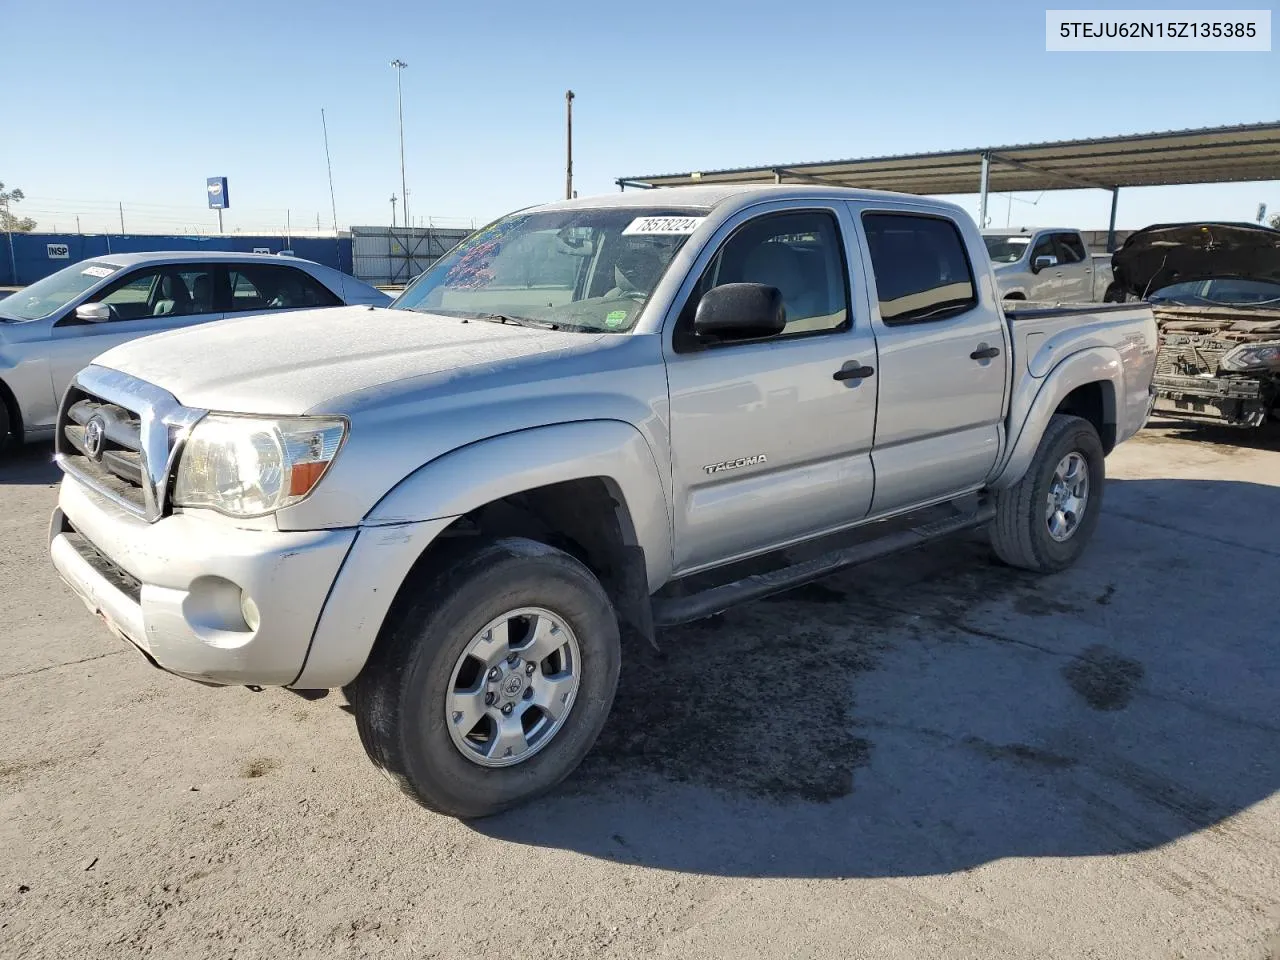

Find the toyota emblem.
[{"left": 83, "top": 416, "right": 106, "bottom": 460}]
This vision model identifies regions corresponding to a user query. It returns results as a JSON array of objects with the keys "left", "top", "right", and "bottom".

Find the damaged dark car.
[{"left": 1112, "top": 221, "right": 1280, "bottom": 427}]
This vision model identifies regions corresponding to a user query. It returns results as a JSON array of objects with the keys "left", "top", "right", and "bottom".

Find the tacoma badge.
[{"left": 703, "top": 454, "right": 768, "bottom": 475}]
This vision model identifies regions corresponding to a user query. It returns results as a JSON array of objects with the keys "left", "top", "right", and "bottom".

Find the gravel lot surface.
[{"left": 2, "top": 417, "right": 1277, "bottom": 959}]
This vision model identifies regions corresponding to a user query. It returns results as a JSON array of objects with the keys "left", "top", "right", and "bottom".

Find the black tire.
[
  {"left": 990, "top": 414, "right": 1105, "bottom": 573},
  {"left": 347, "top": 537, "right": 621, "bottom": 819}
]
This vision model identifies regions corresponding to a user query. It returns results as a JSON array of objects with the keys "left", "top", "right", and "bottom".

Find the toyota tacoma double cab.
[{"left": 49, "top": 186, "right": 1158, "bottom": 817}]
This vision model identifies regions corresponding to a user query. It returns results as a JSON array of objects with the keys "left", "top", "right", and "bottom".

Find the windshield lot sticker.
[
  {"left": 605, "top": 310, "right": 628, "bottom": 327},
  {"left": 622, "top": 216, "right": 705, "bottom": 236},
  {"left": 80, "top": 265, "right": 116, "bottom": 278}
]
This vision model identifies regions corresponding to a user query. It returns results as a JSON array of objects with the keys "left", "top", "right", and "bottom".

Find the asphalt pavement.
[{"left": 1, "top": 417, "right": 1277, "bottom": 959}]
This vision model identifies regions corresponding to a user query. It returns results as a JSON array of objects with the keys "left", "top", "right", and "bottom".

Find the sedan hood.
[
  {"left": 1112, "top": 221, "right": 1280, "bottom": 298},
  {"left": 92, "top": 305, "right": 603, "bottom": 414}
]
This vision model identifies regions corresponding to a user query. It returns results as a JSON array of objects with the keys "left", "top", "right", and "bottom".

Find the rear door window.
[
  {"left": 861, "top": 213, "right": 977, "bottom": 325},
  {"left": 226, "top": 265, "right": 341, "bottom": 313}
]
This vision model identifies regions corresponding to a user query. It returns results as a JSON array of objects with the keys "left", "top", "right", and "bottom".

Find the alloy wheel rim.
[
  {"left": 1045, "top": 451, "right": 1089, "bottom": 542},
  {"left": 445, "top": 607, "right": 581, "bottom": 768}
]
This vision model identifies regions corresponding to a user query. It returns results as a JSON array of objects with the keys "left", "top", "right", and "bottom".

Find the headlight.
[
  {"left": 1219, "top": 342, "right": 1280, "bottom": 372},
  {"left": 173, "top": 415, "right": 347, "bottom": 517}
]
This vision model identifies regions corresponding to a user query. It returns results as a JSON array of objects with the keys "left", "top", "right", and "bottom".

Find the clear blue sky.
[{"left": 3, "top": 0, "right": 1277, "bottom": 235}]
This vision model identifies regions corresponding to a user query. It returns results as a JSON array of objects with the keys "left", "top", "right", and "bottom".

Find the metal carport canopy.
[{"left": 616, "top": 121, "right": 1280, "bottom": 247}]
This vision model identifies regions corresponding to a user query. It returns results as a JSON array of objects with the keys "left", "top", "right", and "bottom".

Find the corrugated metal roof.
[{"left": 617, "top": 121, "right": 1280, "bottom": 195}]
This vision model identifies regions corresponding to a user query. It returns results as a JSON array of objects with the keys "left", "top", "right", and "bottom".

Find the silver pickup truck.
[
  {"left": 49, "top": 186, "right": 1158, "bottom": 818},
  {"left": 983, "top": 227, "right": 1122, "bottom": 303}
]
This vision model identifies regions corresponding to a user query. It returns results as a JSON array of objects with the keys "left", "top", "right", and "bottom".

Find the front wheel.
[
  {"left": 347, "top": 537, "right": 621, "bottom": 819},
  {"left": 990, "top": 414, "right": 1105, "bottom": 573}
]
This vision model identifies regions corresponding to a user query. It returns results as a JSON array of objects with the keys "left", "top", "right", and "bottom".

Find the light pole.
[
  {"left": 565, "top": 90, "right": 575, "bottom": 200},
  {"left": 390, "top": 193, "right": 398, "bottom": 227},
  {"left": 390, "top": 59, "right": 409, "bottom": 232}
]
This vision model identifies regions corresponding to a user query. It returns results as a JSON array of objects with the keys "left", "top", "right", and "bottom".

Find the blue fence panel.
[{"left": 1, "top": 233, "right": 353, "bottom": 286}]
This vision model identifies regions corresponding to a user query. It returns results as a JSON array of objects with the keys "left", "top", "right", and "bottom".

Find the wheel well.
[
  {"left": 1003, "top": 292, "right": 1026, "bottom": 300},
  {"left": 0, "top": 377, "right": 20, "bottom": 440},
  {"left": 380, "top": 478, "right": 653, "bottom": 658},
  {"left": 1055, "top": 381, "right": 1116, "bottom": 453}
]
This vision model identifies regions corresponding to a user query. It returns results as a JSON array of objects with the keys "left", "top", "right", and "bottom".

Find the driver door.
[
  {"left": 46, "top": 264, "right": 223, "bottom": 410},
  {"left": 664, "top": 204, "right": 879, "bottom": 574}
]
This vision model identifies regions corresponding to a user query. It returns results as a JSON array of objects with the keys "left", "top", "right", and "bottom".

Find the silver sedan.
[{"left": 0, "top": 252, "right": 389, "bottom": 452}]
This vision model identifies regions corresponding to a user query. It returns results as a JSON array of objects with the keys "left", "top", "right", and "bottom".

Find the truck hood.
[
  {"left": 92, "top": 305, "right": 605, "bottom": 414},
  {"left": 1112, "top": 222, "right": 1280, "bottom": 298}
]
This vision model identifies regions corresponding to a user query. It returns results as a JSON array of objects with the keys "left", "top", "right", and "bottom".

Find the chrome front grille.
[{"left": 55, "top": 366, "right": 206, "bottom": 522}]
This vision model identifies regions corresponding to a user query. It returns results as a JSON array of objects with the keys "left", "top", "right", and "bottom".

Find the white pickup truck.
[
  {"left": 983, "top": 227, "right": 1122, "bottom": 303},
  {"left": 50, "top": 185, "right": 1159, "bottom": 817}
]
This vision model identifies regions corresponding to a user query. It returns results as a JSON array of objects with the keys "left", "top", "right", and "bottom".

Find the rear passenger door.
[
  {"left": 852, "top": 207, "right": 1008, "bottom": 516},
  {"left": 664, "top": 203, "right": 878, "bottom": 574},
  {"left": 1052, "top": 232, "right": 1091, "bottom": 301}
]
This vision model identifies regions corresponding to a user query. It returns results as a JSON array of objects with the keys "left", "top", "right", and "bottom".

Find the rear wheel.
[
  {"left": 990, "top": 414, "right": 1105, "bottom": 573},
  {"left": 347, "top": 537, "right": 621, "bottom": 818}
]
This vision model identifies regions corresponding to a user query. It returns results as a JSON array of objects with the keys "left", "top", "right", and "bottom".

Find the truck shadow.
[
  {"left": 0, "top": 442, "right": 60, "bottom": 486},
  {"left": 474, "top": 476, "right": 1280, "bottom": 878}
]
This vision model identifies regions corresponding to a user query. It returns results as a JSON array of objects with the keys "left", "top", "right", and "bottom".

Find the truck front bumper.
[
  {"left": 1153, "top": 373, "right": 1272, "bottom": 427},
  {"left": 50, "top": 478, "right": 357, "bottom": 686}
]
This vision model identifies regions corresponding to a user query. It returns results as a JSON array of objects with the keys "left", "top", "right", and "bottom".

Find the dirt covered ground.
[{"left": 2, "top": 417, "right": 1277, "bottom": 959}]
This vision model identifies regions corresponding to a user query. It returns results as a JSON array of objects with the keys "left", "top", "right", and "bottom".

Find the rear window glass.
[{"left": 862, "top": 214, "right": 977, "bottom": 325}]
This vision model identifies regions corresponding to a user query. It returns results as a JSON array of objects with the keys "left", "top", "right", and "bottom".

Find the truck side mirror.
[
  {"left": 74, "top": 303, "right": 113, "bottom": 323},
  {"left": 694, "top": 283, "right": 787, "bottom": 343},
  {"left": 1032, "top": 255, "right": 1058, "bottom": 273}
]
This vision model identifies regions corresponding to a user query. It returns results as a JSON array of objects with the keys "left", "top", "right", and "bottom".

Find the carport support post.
[
  {"left": 978, "top": 152, "right": 991, "bottom": 229},
  {"left": 1106, "top": 187, "right": 1119, "bottom": 252}
]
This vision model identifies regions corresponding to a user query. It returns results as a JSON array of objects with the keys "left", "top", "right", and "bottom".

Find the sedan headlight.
[
  {"left": 1219, "top": 342, "right": 1280, "bottom": 373},
  {"left": 173, "top": 415, "right": 347, "bottom": 517}
]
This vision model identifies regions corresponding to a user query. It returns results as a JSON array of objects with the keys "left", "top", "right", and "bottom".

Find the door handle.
[
  {"left": 833, "top": 362, "right": 875, "bottom": 381},
  {"left": 970, "top": 345, "right": 1001, "bottom": 361}
]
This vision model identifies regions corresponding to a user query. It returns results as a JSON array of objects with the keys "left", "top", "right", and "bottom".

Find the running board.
[{"left": 651, "top": 502, "right": 997, "bottom": 627}]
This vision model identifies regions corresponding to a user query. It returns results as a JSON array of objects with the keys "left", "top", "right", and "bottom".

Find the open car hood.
[{"left": 1112, "top": 222, "right": 1280, "bottom": 298}]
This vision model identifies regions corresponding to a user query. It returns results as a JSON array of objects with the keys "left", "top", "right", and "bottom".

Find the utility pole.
[
  {"left": 565, "top": 90, "right": 575, "bottom": 200},
  {"left": 390, "top": 194, "right": 398, "bottom": 227},
  {"left": 118, "top": 202, "right": 125, "bottom": 233},
  {"left": 390, "top": 59, "right": 409, "bottom": 232},
  {"left": 76, "top": 215, "right": 81, "bottom": 234}
]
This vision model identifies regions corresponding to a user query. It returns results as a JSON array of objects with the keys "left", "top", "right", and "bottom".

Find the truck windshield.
[
  {"left": 1149, "top": 278, "right": 1280, "bottom": 308},
  {"left": 983, "top": 235, "right": 1031, "bottom": 264},
  {"left": 390, "top": 207, "right": 708, "bottom": 332},
  {"left": 0, "top": 260, "right": 121, "bottom": 322}
]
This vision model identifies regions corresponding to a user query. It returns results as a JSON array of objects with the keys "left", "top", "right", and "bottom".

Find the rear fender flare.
[{"left": 990, "top": 346, "right": 1122, "bottom": 490}]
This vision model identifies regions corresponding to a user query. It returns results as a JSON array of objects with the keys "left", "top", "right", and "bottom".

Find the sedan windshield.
[
  {"left": 983, "top": 235, "right": 1031, "bottom": 264},
  {"left": 1149, "top": 278, "right": 1280, "bottom": 308},
  {"left": 391, "top": 207, "right": 708, "bottom": 332},
  {"left": 0, "top": 261, "right": 121, "bottom": 321}
]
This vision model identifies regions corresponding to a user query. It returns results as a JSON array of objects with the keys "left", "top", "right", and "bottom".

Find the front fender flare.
[
  {"left": 292, "top": 420, "right": 672, "bottom": 689},
  {"left": 990, "top": 346, "right": 1122, "bottom": 490},
  {"left": 366, "top": 419, "right": 672, "bottom": 588}
]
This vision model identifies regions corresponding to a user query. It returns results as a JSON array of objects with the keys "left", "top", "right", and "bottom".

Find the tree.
[
  {"left": 1269, "top": 213, "right": 1280, "bottom": 231},
  {"left": 0, "top": 182, "right": 37, "bottom": 232}
]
